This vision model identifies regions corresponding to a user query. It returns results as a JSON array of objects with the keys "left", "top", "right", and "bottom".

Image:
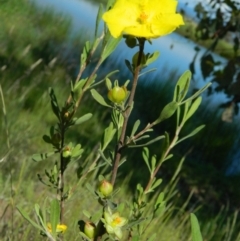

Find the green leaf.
[
  {"left": 184, "top": 97, "right": 202, "bottom": 122},
  {"left": 73, "top": 78, "right": 87, "bottom": 92},
  {"left": 34, "top": 204, "right": 45, "bottom": 228},
  {"left": 173, "top": 70, "right": 191, "bottom": 102},
  {"left": 101, "top": 35, "right": 122, "bottom": 62},
  {"left": 106, "top": 0, "right": 115, "bottom": 10},
  {"left": 125, "top": 59, "right": 133, "bottom": 73},
  {"left": 124, "top": 218, "right": 147, "bottom": 229},
  {"left": 95, "top": 4, "right": 103, "bottom": 38},
  {"left": 32, "top": 152, "right": 55, "bottom": 162},
  {"left": 49, "top": 88, "right": 60, "bottom": 120},
  {"left": 130, "top": 120, "right": 140, "bottom": 137},
  {"left": 151, "top": 155, "right": 156, "bottom": 171},
  {"left": 42, "top": 135, "right": 52, "bottom": 144},
  {"left": 128, "top": 135, "right": 165, "bottom": 148},
  {"left": 92, "top": 209, "right": 103, "bottom": 223},
  {"left": 131, "top": 236, "right": 140, "bottom": 241},
  {"left": 80, "top": 41, "right": 91, "bottom": 67},
  {"left": 190, "top": 213, "right": 203, "bottom": 241},
  {"left": 182, "top": 83, "right": 211, "bottom": 104},
  {"left": 90, "top": 89, "right": 111, "bottom": 107},
  {"left": 102, "top": 122, "right": 117, "bottom": 150},
  {"left": 148, "top": 233, "right": 157, "bottom": 241},
  {"left": 176, "top": 125, "right": 205, "bottom": 145},
  {"left": 17, "top": 206, "right": 44, "bottom": 231},
  {"left": 98, "top": 150, "right": 112, "bottom": 165},
  {"left": 72, "top": 113, "right": 92, "bottom": 125},
  {"left": 105, "top": 77, "right": 112, "bottom": 90},
  {"left": 145, "top": 51, "right": 160, "bottom": 66},
  {"left": 83, "top": 210, "right": 91, "bottom": 219},
  {"left": 154, "top": 101, "right": 178, "bottom": 124},
  {"left": 142, "top": 147, "right": 151, "bottom": 173},
  {"left": 71, "top": 144, "right": 84, "bottom": 158},
  {"left": 151, "top": 178, "right": 162, "bottom": 190},
  {"left": 138, "top": 68, "right": 157, "bottom": 77},
  {"left": 50, "top": 199, "right": 60, "bottom": 238},
  {"left": 155, "top": 192, "right": 164, "bottom": 209},
  {"left": 134, "top": 135, "right": 150, "bottom": 142}
]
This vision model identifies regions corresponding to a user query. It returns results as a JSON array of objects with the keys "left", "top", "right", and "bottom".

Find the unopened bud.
[
  {"left": 108, "top": 86, "right": 127, "bottom": 104},
  {"left": 62, "top": 146, "right": 71, "bottom": 158},
  {"left": 99, "top": 180, "right": 113, "bottom": 197},
  {"left": 84, "top": 222, "right": 96, "bottom": 239}
]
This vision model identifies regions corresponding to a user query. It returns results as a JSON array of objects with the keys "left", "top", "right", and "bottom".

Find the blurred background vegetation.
[{"left": 0, "top": 0, "right": 240, "bottom": 240}]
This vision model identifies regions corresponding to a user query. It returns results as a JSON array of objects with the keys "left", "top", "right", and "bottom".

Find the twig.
[{"left": 111, "top": 38, "right": 146, "bottom": 186}]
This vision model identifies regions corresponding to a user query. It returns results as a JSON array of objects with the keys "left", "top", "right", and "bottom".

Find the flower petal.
[
  {"left": 114, "top": 227, "right": 123, "bottom": 239},
  {"left": 102, "top": 0, "right": 184, "bottom": 39}
]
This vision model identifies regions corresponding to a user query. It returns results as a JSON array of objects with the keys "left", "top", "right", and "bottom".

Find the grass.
[{"left": 1, "top": 0, "right": 240, "bottom": 240}]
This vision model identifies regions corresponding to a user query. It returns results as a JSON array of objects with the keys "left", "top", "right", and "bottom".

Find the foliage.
[
  {"left": 1, "top": 0, "right": 240, "bottom": 241},
  {"left": 14, "top": 0, "right": 209, "bottom": 240},
  {"left": 189, "top": 0, "right": 240, "bottom": 116}
]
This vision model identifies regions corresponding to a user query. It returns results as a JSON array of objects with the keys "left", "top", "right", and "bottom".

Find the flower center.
[
  {"left": 112, "top": 217, "right": 122, "bottom": 226},
  {"left": 138, "top": 12, "right": 149, "bottom": 23}
]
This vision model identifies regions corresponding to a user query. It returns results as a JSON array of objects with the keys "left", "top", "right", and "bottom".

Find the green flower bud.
[
  {"left": 63, "top": 111, "right": 71, "bottom": 121},
  {"left": 108, "top": 86, "right": 127, "bottom": 104},
  {"left": 62, "top": 146, "right": 71, "bottom": 158},
  {"left": 99, "top": 180, "right": 113, "bottom": 197},
  {"left": 84, "top": 222, "right": 96, "bottom": 239}
]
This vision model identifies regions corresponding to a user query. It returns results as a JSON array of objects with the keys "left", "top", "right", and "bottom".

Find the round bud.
[
  {"left": 84, "top": 222, "right": 96, "bottom": 239},
  {"left": 108, "top": 86, "right": 127, "bottom": 104},
  {"left": 99, "top": 180, "right": 113, "bottom": 197},
  {"left": 62, "top": 146, "right": 71, "bottom": 158}
]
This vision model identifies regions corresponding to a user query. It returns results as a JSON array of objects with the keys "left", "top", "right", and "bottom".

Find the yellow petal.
[{"left": 102, "top": 0, "right": 184, "bottom": 38}]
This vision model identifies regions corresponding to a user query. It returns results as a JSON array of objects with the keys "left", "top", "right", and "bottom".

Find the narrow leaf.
[
  {"left": 190, "top": 213, "right": 203, "bottom": 241},
  {"left": 95, "top": 4, "right": 103, "bottom": 38},
  {"left": 155, "top": 192, "right": 164, "bottom": 209},
  {"left": 32, "top": 152, "right": 55, "bottom": 162},
  {"left": 72, "top": 113, "right": 92, "bottom": 125},
  {"left": 50, "top": 199, "right": 60, "bottom": 238},
  {"left": 128, "top": 135, "right": 165, "bottom": 148},
  {"left": 91, "top": 89, "right": 111, "bottom": 107},
  {"left": 173, "top": 70, "right": 191, "bottom": 102},
  {"left": 101, "top": 36, "right": 121, "bottom": 62},
  {"left": 142, "top": 147, "right": 151, "bottom": 173},
  {"left": 151, "top": 178, "right": 162, "bottom": 190},
  {"left": 48, "top": 88, "right": 60, "bottom": 119},
  {"left": 130, "top": 120, "right": 141, "bottom": 137},
  {"left": 17, "top": 206, "right": 44, "bottom": 231},
  {"left": 184, "top": 96, "right": 202, "bottom": 122},
  {"left": 182, "top": 83, "right": 211, "bottom": 104},
  {"left": 83, "top": 210, "right": 91, "bottom": 219},
  {"left": 176, "top": 125, "right": 205, "bottom": 145},
  {"left": 145, "top": 51, "right": 160, "bottom": 65},
  {"left": 154, "top": 101, "right": 178, "bottom": 124}
]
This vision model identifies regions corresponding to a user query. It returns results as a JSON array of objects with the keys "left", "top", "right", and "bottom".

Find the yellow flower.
[
  {"left": 102, "top": 0, "right": 184, "bottom": 38},
  {"left": 47, "top": 223, "right": 67, "bottom": 234},
  {"left": 102, "top": 211, "right": 127, "bottom": 239}
]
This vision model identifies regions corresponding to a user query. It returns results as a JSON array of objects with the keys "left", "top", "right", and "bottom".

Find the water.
[{"left": 32, "top": 0, "right": 240, "bottom": 174}]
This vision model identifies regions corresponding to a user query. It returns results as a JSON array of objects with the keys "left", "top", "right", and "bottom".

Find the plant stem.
[
  {"left": 144, "top": 124, "right": 183, "bottom": 193},
  {"left": 59, "top": 122, "right": 66, "bottom": 226},
  {"left": 111, "top": 38, "right": 145, "bottom": 186}
]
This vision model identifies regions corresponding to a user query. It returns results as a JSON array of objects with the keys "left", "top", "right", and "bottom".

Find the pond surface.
[{"left": 33, "top": 0, "right": 240, "bottom": 174}]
